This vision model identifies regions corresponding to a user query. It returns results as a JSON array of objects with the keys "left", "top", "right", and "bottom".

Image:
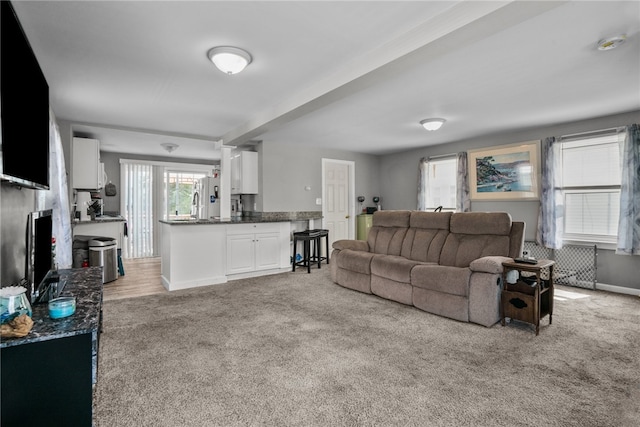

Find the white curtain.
[
  {"left": 37, "top": 110, "right": 73, "bottom": 268},
  {"left": 417, "top": 158, "right": 429, "bottom": 210},
  {"left": 121, "top": 162, "right": 154, "bottom": 258}
]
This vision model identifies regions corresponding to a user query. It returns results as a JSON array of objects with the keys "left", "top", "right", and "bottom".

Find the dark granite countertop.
[
  {"left": 73, "top": 215, "right": 126, "bottom": 225},
  {"left": 160, "top": 211, "right": 322, "bottom": 225},
  {"left": 0, "top": 268, "right": 103, "bottom": 349}
]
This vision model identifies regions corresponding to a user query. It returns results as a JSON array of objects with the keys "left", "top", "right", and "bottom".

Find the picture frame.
[{"left": 468, "top": 140, "right": 540, "bottom": 201}]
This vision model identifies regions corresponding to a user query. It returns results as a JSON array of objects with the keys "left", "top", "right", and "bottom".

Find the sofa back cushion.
[
  {"left": 401, "top": 211, "right": 451, "bottom": 262},
  {"left": 367, "top": 211, "right": 411, "bottom": 255},
  {"left": 439, "top": 212, "right": 513, "bottom": 267}
]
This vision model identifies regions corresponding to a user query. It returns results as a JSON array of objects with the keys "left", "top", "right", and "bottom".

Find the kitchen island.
[{"left": 160, "top": 212, "right": 322, "bottom": 291}]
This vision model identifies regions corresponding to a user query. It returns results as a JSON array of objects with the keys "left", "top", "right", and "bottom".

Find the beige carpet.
[{"left": 94, "top": 268, "right": 640, "bottom": 426}]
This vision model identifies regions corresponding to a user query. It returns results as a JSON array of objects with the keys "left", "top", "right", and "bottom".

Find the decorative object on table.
[
  {"left": 48, "top": 296, "right": 77, "bottom": 319},
  {"left": 0, "top": 286, "right": 32, "bottom": 324},
  {"left": 467, "top": 140, "right": 540, "bottom": 201},
  {"left": 373, "top": 196, "right": 381, "bottom": 211},
  {"left": 105, "top": 181, "right": 117, "bottom": 197},
  {"left": 0, "top": 313, "right": 34, "bottom": 338}
]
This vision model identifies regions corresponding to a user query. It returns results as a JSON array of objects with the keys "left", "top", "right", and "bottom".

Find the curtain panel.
[
  {"left": 38, "top": 110, "right": 73, "bottom": 268},
  {"left": 417, "top": 157, "right": 428, "bottom": 210},
  {"left": 456, "top": 152, "right": 471, "bottom": 212},
  {"left": 122, "top": 162, "right": 154, "bottom": 258},
  {"left": 617, "top": 124, "right": 640, "bottom": 255},
  {"left": 536, "top": 137, "right": 564, "bottom": 249}
]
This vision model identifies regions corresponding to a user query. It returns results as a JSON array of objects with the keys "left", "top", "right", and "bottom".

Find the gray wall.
[
  {"left": 259, "top": 140, "right": 381, "bottom": 212},
  {"left": 379, "top": 110, "right": 640, "bottom": 291}
]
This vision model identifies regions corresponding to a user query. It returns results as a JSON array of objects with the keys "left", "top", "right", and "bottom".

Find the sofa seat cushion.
[
  {"left": 411, "top": 265, "right": 471, "bottom": 297},
  {"left": 336, "top": 249, "right": 375, "bottom": 274},
  {"left": 371, "top": 255, "right": 427, "bottom": 283}
]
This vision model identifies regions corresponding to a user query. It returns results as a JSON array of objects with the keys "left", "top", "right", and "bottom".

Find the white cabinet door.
[
  {"left": 72, "top": 137, "right": 102, "bottom": 190},
  {"left": 254, "top": 232, "right": 280, "bottom": 271},
  {"left": 230, "top": 151, "right": 258, "bottom": 194},
  {"left": 240, "top": 151, "right": 258, "bottom": 194},
  {"left": 226, "top": 233, "right": 255, "bottom": 274}
]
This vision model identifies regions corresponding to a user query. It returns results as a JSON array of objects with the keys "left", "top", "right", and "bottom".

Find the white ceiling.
[{"left": 12, "top": 1, "right": 640, "bottom": 160}]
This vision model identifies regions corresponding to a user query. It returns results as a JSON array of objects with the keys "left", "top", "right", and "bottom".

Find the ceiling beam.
[{"left": 222, "top": 0, "right": 567, "bottom": 146}]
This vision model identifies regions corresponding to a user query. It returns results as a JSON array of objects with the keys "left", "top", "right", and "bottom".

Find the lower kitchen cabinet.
[{"left": 226, "top": 222, "right": 290, "bottom": 275}]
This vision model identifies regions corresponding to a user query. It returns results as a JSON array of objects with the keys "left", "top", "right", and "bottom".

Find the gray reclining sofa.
[{"left": 330, "top": 210, "right": 525, "bottom": 327}]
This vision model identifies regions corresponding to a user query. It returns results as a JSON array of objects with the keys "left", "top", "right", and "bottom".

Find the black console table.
[{"left": 1, "top": 267, "right": 103, "bottom": 427}]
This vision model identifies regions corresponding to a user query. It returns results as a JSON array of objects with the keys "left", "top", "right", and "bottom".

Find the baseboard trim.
[{"left": 595, "top": 283, "right": 640, "bottom": 296}]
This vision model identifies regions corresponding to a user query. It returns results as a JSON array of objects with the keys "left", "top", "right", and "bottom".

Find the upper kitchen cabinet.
[
  {"left": 230, "top": 151, "right": 258, "bottom": 194},
  {"left": 72, "top": 137, "right": 105, "bottom": 190}
]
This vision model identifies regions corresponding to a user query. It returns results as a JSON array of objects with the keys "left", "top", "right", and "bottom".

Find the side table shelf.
[{"left": 501, "top": 259, "right": 555, "bottom": 335}]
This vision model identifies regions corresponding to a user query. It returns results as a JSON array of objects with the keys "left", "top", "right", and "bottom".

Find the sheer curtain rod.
[{"left": 560, "top": 126, "right": 626, "bottom": 141}]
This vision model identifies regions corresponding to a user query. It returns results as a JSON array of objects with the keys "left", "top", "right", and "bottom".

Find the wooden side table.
[{"left": 501, "top": 259, "right": 555, "bottom": 335}]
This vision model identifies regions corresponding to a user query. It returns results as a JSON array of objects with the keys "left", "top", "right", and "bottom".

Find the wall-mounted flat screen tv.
[{"left": 0, "top": 1, "right": 50, "bottom": 190}]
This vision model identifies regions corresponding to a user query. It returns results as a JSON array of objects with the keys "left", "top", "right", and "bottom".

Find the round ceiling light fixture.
[
  {"left": 207, "top": 46, "right": 252, "bottom": 75},
  {"left": 597, "top": 35, "right": 626, "bottom": 51},
  {"left": 420, "top": 118, "right": 446, "bottom": 131}
]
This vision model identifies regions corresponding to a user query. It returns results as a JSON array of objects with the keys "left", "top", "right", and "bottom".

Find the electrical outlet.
[{"left": 315, "top": 198, "right": 322, "bottom": 205}]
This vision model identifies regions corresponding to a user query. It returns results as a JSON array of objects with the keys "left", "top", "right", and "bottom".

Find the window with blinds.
[
  {"left": 422, "top": 156, "right": 457, "bottom": 211},
  {"left": 560, "top": 131, "right": 623, "bottom": 244}
]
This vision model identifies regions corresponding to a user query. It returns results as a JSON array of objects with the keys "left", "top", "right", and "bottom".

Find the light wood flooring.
[{"left": 103, "top": 257, "right": 167, "bottom": 302}]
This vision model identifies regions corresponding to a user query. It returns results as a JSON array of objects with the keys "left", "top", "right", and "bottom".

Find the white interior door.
[{"left": 322, "top": 159, "right": 354, "bottom": 251}]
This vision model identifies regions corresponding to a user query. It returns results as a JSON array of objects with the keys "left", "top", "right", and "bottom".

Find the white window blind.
[
  {"left": 122, "top": 162, "right": 154, "bottom": 258},
  {"left": 423, "top": 157, "right": 457, "bottom": 210},
  {"left": 561, "top": 131, "right": 623, "bottom": 244}
]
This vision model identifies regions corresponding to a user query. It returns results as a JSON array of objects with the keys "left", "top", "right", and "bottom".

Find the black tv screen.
[{"left": 0, "top": 0, "right": 50, "bottom": 190}]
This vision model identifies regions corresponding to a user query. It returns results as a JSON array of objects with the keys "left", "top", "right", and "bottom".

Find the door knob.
[{"left": 345, "top": 215, "right": 350, "bottom": 219}]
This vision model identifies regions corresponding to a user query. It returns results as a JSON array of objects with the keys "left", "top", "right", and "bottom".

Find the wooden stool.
[{"left": 292, "top": 230, "right": 321, "bottom": 273}]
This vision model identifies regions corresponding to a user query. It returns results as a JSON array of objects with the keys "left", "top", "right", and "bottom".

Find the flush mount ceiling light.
[
  {"left": 597, "top": 35, "right": 626, "bottom": 51},
  {"left": 420, "top": 118, "right": 446, "bottom": 131},
  {"left": 207, "top": 46, "right": 252, "bottom": 75},
  {"left": 161, "top": 142, "right": 179, "bottom": 153}
]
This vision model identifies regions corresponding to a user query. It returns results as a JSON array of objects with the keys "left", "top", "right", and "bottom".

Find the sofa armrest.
[
  {"left": 332, "top": 239, "right": 369, "bottom": 252},
  {"left": 469, "top": 256, "right": 513, "bottom": 274}
]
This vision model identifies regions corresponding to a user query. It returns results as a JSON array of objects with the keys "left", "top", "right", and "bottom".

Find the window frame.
[
  {"left": 559, "top": 129, "right": 623, "bottom": 248},
  {"left": 421, "top": 155, "right": 458, "bottom": 212}
]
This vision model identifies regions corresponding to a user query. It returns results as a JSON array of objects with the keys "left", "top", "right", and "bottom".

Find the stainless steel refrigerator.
[{"left": 197, "top": 175, "right": 221, "bottom": 220}]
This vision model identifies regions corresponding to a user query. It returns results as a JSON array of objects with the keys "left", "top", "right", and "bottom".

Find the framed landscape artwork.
[{"left": 468, "top": 140, "right": 540, "bottom": 201}]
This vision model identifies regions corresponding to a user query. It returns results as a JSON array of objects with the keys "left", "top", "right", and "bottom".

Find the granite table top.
[{"left": 0, "top": 267, "right": 103, "bottom": 349}]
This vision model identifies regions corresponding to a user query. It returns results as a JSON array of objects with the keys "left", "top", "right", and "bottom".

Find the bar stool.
[
  {"left": 292, "top": 230, "right": 322, "bottom": 273},
  {"left": 309, "top": 229, "right": 330, "bottom": 265}
]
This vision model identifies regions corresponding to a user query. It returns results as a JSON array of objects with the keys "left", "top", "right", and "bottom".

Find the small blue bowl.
[{"left": 48, "top": 297, "right": 76, "bottom": 319}]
